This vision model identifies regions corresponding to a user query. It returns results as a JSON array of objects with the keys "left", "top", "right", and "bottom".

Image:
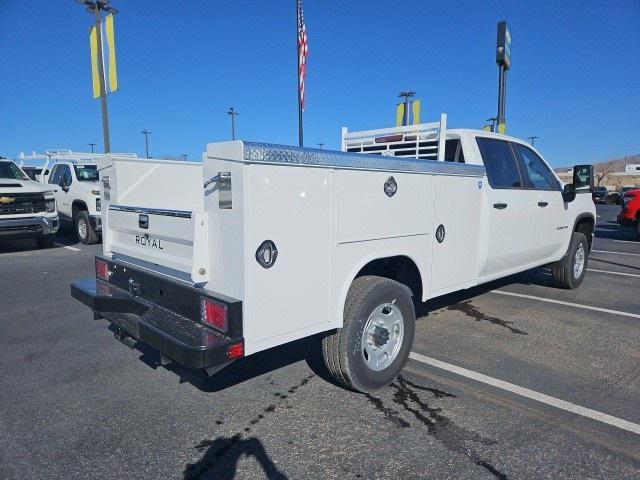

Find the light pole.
[
  {"left": 227, "top": 107, "right": 239, "bottom": 140},
  {"left": 88, "top": 143, "right": 96, "bottom": 153},
  {"left": 141, "top": 129, "right": 151, "bottom": 158},
  {"left": 182, "top": 154, "right": 188, "bottom": 161},
  {"left": 527, "top": 136, "right": 539, "bottom": 146},
  {"left": 76, "top": 0, "right": 118, "bottom": 153},
  {"left": 398, "top": 91, "right": 416, "bottom": 126}
]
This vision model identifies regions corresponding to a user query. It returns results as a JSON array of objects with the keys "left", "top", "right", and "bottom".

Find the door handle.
[
  {"left": 493, "top": 203, "right": 508, "bottom": 210},
  {"left": 538, "top": 201, "right": 548, "bottom": 207}
]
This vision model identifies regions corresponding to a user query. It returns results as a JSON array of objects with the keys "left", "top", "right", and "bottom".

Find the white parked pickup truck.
[
  {"left": 19, "top": 150, "right": 137, "bottom": 244},
  {"left": 71, "top": 115, "right": 595, "bottom": 392},
  {"left": 0, "top": 158, "right": 59, "bottom": 248}
]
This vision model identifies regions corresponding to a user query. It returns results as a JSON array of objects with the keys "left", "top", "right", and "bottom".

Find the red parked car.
[{"left": 617, "top": 188, "right": 640, "bottom": 239}]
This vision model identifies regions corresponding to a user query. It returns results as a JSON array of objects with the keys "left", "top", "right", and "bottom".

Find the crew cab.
[
  {"left": 44, "top": 160, "right": 103, "bottom": 244},
  {"left": 617, "top": 188, "right": 640, "bottom": 239},
  {"left": 0, "top": 158, "right": 59, "bottom": 248},
  {"left": 71, "top": 115, "right": 596, "bottom": 393}
]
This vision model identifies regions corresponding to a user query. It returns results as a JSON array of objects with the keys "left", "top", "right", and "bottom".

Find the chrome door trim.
[{"left": 109, "top": 204, "right": 192, "bottom": 219}]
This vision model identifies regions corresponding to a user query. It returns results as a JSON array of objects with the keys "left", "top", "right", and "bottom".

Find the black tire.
[
  {"left": 635, "top": 219, "right": 640, "bottom": 241},
  {"left": 35, "top": 234, "right": 55, "bottom": 249},
  {"left": 322, "top": 276, "right": 415, "bottom": 393},
  {"left": 551, "top": 232, "right": 589, "bottom": 289},
  {"left": 75, "top": 210, "right": 99, "bottom": 245}
]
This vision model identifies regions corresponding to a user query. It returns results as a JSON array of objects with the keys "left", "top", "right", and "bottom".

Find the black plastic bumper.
[{"left": 71, "top": 259, "right": 243, "bottom": 370}]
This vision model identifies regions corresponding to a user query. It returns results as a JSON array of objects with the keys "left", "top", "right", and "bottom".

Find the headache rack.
[{"left": 341, "top": 113, "right": 447, "bottom": 161}]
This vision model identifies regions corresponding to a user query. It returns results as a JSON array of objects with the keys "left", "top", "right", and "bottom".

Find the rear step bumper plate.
[{"left": 71, "top": 278, "right": 243, "bottom": 370}]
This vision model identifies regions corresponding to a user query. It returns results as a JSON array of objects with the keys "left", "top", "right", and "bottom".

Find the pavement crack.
[
  {"left": 364, "top": 393, "right": 411, "bottom": 428},
  {"left": 387, "top": 375, "right": 507, "bottom": 479},
  {"left": 447, "top": 300, "right": 528, "bottom": 335}
]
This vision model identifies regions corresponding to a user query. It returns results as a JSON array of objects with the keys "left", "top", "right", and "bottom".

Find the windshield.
[
  {"left": 74, "top": 165, "right": 99, "bottom": 182},
  {"left": 0, "top": 161, "right": 28, "bottom": 180}
]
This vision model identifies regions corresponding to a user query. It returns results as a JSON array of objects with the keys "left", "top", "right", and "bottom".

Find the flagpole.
[{"left": 296, "top": 0, "right": 303, "bottom": 147}]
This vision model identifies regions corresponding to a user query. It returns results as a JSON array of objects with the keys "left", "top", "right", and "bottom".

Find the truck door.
[
  {"left": 513, "top": 143, "right": 567, "bottom": 261},
  {"left": 476, "top": 137, "right": 538, "bottom": 277},
  {"left": 58, "top": 165, "right": 73, "bottom": 217},
  {"left": 48, "top": 165, "right": 67, "bottom": 219}
]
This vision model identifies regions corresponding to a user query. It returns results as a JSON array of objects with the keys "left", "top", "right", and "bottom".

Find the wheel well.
[
  {"left": 574, "top": 216, "right": 594, "bottom": 251},
  {"left": 72, "top": 201, "right": 88, "bottom": 218},
  {"left": 355, "top": 256, "right": 422, "bottom": 300}
]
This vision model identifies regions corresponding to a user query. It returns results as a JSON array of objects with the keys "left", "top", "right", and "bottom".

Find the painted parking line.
[
  {"left": 54, "top": 243, "right": 81, "bottom": 252},
  {"left": 491, "top": 290, "right": 640, "bottom": 319},
  {"left": 592, "top": 249, "right": 640, "bottom": 257},
  {"left": 613, "top": 239, "right": 639, "bottom": 245},
  {"left": 587, "top": 268, "right": 640, "bottom": 278},
  {"left": 408, "top": 352, "right": 640, "bottom": 436}
]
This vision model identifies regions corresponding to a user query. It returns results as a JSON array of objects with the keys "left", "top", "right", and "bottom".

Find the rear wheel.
[
  {"left": 322, "top": 276, "right": 415, "bottom": 393},
  {"left": 552, "top": 232, "right": 589, "bottom": 289},
  {"left": 635, "top": 217, "right": 640, "bottom": 240},
  {"left": 36, "top": 234, "right": 55, "bottom": 248},
  {"left": 75, "top": 210, "right": 99, "bottom": 245}
]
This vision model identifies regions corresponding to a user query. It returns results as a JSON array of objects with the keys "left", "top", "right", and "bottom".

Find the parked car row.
[{"left": 595, "top": 185, "right": 640, "bottom": 205}]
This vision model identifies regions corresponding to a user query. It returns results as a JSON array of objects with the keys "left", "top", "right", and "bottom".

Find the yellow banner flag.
[
  {"left": 89, "top": 25, "right": 100, "bottom": 99},
  {"left": 482, "top": 125, "right": 492, "bottom": 132},
  {"left": 498, "top": 123, "right": 506, "bottom": 134},
  {"left": 412, "top": 99, "right": 421, "bottom": 125},
  {"left": 105, "top": 14, "right": 118, "bottom": 92},
  {"left": 396, "top": 103, "right": 404, "bottom": 127}
]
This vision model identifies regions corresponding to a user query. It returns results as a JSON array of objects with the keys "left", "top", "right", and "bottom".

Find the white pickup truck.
[
  {"left": 19, "top": 150, "right": 137, "bottom": 244},
  {"left": 0, "top": 158, "right": 59, "bottom": 248},
  {"left": 43, "top": 160, "right": 104, "bottom": 244},
  {"left": 71, "top": 115, "right": 595, "bottom": 392}
]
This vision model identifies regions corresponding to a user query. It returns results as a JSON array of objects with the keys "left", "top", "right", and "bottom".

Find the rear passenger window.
[
  {"left": 476, "top": 138, "right": 523, "bottom": 189},
  {"left": 444, "top": 139, "right": 465, "bottom": 163},
  {"left": 515, "top": 144, "right": 560, "bottom": 191}
]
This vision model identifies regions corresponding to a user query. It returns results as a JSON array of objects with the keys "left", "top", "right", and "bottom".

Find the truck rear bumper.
[
  {"left": 0, "top": 215, "right": 59, "bottom": 238},
  {"left": 71, "top": 270, "right": 243, "bottom": 370}
]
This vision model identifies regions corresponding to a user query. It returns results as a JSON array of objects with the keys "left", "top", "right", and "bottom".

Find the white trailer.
[{"left": 71, "top": 118, "right": 596, "bottom": 392}]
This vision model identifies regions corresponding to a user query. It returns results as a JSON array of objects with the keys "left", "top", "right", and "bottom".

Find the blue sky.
[{"left": 1, "top": 0, "right": 638, "bottom": 166}]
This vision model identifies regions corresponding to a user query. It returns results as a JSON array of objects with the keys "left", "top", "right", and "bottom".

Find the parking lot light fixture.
[{"left": 75, "top": 0, "right": 118, "bottom": 153}]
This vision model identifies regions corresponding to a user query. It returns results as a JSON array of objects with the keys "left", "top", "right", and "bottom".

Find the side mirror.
[
  {"left": 562, "top": 183, "right": 576, "bottom": 203},
  {"left": 61, "top": 179, "right": 70, "bottom": 192},
  {"left": 573, "top": 164, "right": 594, "bottom": 191}
]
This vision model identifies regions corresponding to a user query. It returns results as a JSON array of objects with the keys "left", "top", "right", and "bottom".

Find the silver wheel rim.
[
  {"left": 573, "top": 244, "right": 585, "bottom": 279},
  {"left": 78, "top": 218, "right": 87, "bottom": 240},
  {"left": 361, "top": 302, "right": 404, "bottom": 372}
]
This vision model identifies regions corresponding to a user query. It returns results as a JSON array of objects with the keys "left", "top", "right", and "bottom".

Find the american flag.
[{"left": 297, "top": 0, "right": 309, "bottom": 111}]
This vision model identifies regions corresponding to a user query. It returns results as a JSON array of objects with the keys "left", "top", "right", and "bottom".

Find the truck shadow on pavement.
[
  {"left": 134, "top": 333, "right": 339, "bottom": 393},
  {"left": 0, "top": 225, "right": 80, "bottom": 253}
]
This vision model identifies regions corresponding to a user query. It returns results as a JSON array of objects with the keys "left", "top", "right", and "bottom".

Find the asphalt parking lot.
[{"left": 1, "top": 204, "right": 638, "bottom": 480}]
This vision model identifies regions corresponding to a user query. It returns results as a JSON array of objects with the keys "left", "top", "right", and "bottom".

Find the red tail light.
[
  {"left": 200, "top": 298, "right": 228, "bottom": 332},
  {"left": 96, "top": 259, "right": 110, "bottom": 281},
  {"left": 227, "top": 342, "right": 244, "bottom": 359}
]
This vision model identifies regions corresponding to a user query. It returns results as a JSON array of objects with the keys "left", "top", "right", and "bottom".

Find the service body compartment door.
[
  {"left": 105, "top": 157, "right": 208, "bottom": 282},
  {"left": 245, "top": 164, "right": 332, "bottom": 352},
  {"left": 430, "top": 175, "right": 482, "bottom": 293}
]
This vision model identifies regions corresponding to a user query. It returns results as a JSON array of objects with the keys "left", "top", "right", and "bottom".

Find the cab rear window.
[{"left": 475, "top": 137, "right": 523, "bottom": 189}]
